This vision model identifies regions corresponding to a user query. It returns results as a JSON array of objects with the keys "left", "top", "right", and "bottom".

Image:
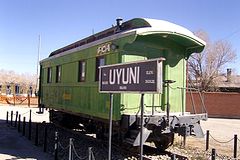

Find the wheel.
[{"left": 154, "top": 133, "right": 174, "bottom": 151}]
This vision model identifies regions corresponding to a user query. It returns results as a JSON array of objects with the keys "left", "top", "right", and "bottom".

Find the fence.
[
  {"left": 205, "top": 130, "right": 240, "bottom": 160},
  {"left": 6, "top": 109, "right": 187, "bottom": 160},
  {"left": 6, "top": 110, "right": 240, "bottom": 160},
  {"left": 6, "top": 110, "right": 97, "bottom": 160},
  {"left": 56, "top": 134, "right": 96, "bottom": 160},
  {"left": 0, "top": 95, "right": 38, "bottom": 106}
]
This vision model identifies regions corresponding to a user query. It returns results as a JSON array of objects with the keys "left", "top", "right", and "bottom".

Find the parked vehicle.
[{"left": 39, "top": 18, "right": 207, "bottom": 150}]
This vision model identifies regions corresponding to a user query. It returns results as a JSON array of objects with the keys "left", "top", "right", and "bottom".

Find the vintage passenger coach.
[{"left": 39, "top": 18, "right": 207, "bottom": 150}]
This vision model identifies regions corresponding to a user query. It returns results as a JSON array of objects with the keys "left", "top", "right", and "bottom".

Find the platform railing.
[{"left": 171, "top": 86, "right": 208, "bottom": 116}]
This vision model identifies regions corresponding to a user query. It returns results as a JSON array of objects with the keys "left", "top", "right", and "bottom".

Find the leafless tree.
[
  {"left": 188, "top": 30, "right": 237, "bottom": 91},
  {"left": 0, "top": 69, "right": 37, "bottom": 94}
]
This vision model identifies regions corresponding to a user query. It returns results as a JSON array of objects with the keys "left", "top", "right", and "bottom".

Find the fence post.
[
  {"left": 206, "top": 130, "right": 209, "bottom": 151},
  {"left": 22, "top": 117, "right": 26, "bottom": 136},
  {"left": 69, "top": 138, "right": 73, "bottom": 160},
  {"left": 27, "top": 94, "right": 30, "bottom": 107},
  {"left": 211, "top": 148, "right": 216, "bottom": 160},
  {"left": 35, "top": 123, "right": 39, "bottom": 146},
  {"left": 14, "top": 111, "right": 18, "bottom": 127},
  {"left": 10, "top": 111, "right": 13, "bottom": 126},
  {"left": 13, "top": 94, "right": 15, "bottom": 106},
  {"left": 171, "top": 154, "right": 176, "bottom": 160},
  {"left": 88, "top": 147, "right": 92, "bottom": 160},
  {"left": 234, "top": 134, "right": 237, "bottom": 159},
  {"left": 54, "top": 132, "right": 59, "bottom": 160},
  {"left": 43, "top": 122, "right": 48, "bottom": 152},
  {"left": 6, "top": 111, "right": 8, "bottom": 123},
  {"left": 18, "top": 114, "right": 21, "bottom": 132},
  {"left": 28, "top": 110, "right": 32, "bottom": 140},
  {"left": 29, "top": 109, "right": 32, "bottom": 120}
]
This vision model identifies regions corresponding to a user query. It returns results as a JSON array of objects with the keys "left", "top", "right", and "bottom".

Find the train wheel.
[{"left": 154, "top": 133, "right": 174, "bottom": 151}]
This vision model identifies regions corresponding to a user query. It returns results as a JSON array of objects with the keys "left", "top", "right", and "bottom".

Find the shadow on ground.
[{"left": 0, "top": 119, "right": 52, "bottom": 160}]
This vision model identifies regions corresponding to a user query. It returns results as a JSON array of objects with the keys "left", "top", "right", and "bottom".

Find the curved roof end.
[{"left": 135, "top": 18, "right": 206, "bottom": 54}]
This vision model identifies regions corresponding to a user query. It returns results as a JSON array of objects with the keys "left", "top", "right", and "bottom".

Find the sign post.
[
  {"left": 140, "top": 93, "right": 144, "bottom": 160},
  {"left": 99, "top": 58, "right": 164, "bottom": 160},
  {"left": 108, "top": 93, "right": 113, "bottom": 160}
]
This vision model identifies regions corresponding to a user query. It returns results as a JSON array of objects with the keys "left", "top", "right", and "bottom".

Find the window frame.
[
  {"left": 47, "top": 67, "right": 52, "bottom": 83},
  {"left": 56, "top": 65, "right": 61, "bottom": 83},
  {"left": 95, "top": 56, "right": 105, "bottom": 81},
  {"left": 78, "top": 60, "right": 86, "bottom": 82}
]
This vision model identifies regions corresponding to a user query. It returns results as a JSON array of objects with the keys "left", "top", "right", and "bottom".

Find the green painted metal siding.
[
  {"left": 40, "top": 35, "right": 136, "bottom": 121},
  {"left": 119, "top": 34, "right": 188, "bottom": 114},
  {"left": 41, "top": 57, "right": 120, "bottom": 120}
]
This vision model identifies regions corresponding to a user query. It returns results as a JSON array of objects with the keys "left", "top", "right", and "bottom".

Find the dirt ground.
[
  {"left": 175, "top": 117, "right": 240, "bottom": 158},
  {"left": 0, "top": 104, "right": 240, "bottom": 159}
]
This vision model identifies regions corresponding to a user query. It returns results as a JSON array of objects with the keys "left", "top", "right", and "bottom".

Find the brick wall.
[{"left": 186, "top": 92, "right": 240, "bottom": 118}]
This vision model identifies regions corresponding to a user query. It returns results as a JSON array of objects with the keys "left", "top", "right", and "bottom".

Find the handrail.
[{"left": 171, "top": 86, "right": 208, "bottom": 115}]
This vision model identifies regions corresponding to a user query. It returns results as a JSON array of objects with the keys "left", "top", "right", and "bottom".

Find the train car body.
[{"left": 39, "top": 18, "right": 207, "bottom": 150}]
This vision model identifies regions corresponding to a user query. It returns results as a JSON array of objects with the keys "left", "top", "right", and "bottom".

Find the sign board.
[{"left": 99, "top": 58, "right": 164, "bottom": 93}]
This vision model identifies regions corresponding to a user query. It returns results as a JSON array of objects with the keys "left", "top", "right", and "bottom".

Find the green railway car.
[{"left": 39, "top": 18, "right": 207, "bottom": 150}]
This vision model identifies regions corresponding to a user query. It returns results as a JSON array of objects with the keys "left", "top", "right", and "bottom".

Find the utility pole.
[{"left": 36, "top": 35, "right": 41, "bottom": 92}]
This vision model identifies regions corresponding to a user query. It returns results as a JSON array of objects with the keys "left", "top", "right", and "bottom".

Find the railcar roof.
[
  {"left": 47, "top": 18, "right": 205, "bottom": 59},
  {"left": 135, "top": 18, "right": 206, "bottom": 54}
]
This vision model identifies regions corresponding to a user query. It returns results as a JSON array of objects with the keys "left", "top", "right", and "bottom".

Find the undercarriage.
[{"left": 49, "top": 109, "right": 207, "bottom": 151}]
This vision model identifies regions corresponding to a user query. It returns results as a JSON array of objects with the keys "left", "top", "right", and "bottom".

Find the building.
[{"left": 215, "top": 69, "right": 240, "bottom": 92}]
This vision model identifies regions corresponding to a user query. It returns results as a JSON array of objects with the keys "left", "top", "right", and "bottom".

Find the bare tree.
[
  {"left": 188, "top": 30, "right": 237, "bottom": 91},
  {"left": 0, "top": 69, "right": 37, "bottom": 94}
]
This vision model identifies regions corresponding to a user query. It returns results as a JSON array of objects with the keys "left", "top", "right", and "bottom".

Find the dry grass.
[{"left": 169, "top": 135, "right": 236, "bottom": 159}]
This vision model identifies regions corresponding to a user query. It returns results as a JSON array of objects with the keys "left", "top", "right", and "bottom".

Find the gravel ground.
[
  {"left": 0, "top": 104, "right": 240, "bottom": 159},
  {"left": 182, "top": 117, "right": 240, "bottom": 158}
]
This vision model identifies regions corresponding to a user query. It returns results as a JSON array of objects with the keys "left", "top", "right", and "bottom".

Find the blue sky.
[{"left": 1, "top": 0, "right": 240, "bottom": 74}]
